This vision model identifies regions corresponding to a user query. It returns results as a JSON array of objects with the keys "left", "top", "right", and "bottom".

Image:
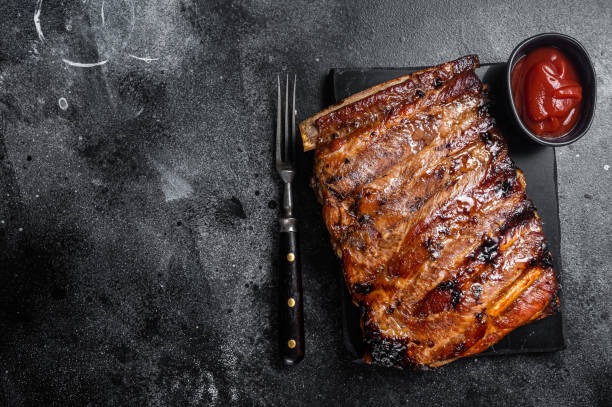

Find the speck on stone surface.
[
  {"left": 58, "top": 97, "right": 68, "bottom": 110},
  {"left": 0, "top": 0, "right": 610, "bottom": 406}
]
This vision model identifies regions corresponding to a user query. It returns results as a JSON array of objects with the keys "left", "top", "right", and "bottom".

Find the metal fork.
[{"left": 276, "top": 74, "right": 304, "bottom": 365}]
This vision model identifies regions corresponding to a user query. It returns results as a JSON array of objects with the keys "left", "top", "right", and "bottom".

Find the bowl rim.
[{"left": 505, "top": 32, "right": 597, "bottom": 147}]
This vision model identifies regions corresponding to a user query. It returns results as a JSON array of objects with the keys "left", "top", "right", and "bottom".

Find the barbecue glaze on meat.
[{"left": 299, "top": 55, "right": 559, "bottom": 368}]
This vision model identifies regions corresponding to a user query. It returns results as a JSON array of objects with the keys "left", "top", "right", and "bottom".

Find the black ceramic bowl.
[{"left": 506, "top": 33, "right": 596, "bottom": 146}]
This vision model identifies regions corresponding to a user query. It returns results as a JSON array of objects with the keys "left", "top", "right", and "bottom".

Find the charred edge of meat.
[
  {"left": 324, "top": 184, "right": 345, "bottom": 202},
  {"left": 453, "top": 54, "right": 479, "bottom": 73},
  {"left": 478, "top": 102, "right": 493, "bottom": 116},
  {"left": 363, "top": 325, "right": 411, "bottom": 368},
  {"left": 358, "top": 301, "right": 369, "bottom": 321},
  {"left": 438, "top": 279, "right": 458, "bottom": 290},
  {"left": 479, "top": 131, "right": 492, "bottom": 144},
  {"left": 353, "top": 282, "right": 374, "bottom": 296},
  {"left": 462, "top": 197, "right": 533, "bottom": 269},
  {"left": 539, "top": 243, "right": 554, "bottom": 268},
  {"left": 358, "top": 214, "right": 372, "bottom": 224},
  {"left": 437, "top": 279, "right": 463, "bottom": 308},
  {"left": 546, "top": 293, "right": 561, "bottom": 314},
  {"left": 482, "top": 153, "right": 516, "bottom": 186},
  {"left": 475, "top": 236, "right": 500, "bottom": 264},
  {"left": 436, "top": 71, "right": 482, "bottom": 105},
  {"left": 498, "top": 198, "right": 536, "bottom": 235},
  {"left": 310, "top": 176, "right": 327, "bottom": 205},
  {"left": 386, "top": 299, "right": 402, "bottom": 314},
  {"left": 494, "top": 178, "right": 515, "bottom": 198},
  {"left": 327, "top": 175, "right": 342, "bottom": 185},
  {"left": 314, "top": 55, "right": 478, "bottom": 131}
]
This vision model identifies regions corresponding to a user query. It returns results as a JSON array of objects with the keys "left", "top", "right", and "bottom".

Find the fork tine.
[
  {"left": 284, "top": 74, "right": 289, "bottom": 163},
  {"left": 276, "top": 75, "right": 282, "bottom": 164},
  {"left": 291, "top": 74, "right": 296, "bottom": 162}
]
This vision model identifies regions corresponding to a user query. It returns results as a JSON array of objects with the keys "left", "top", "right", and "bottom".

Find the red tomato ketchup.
[{"left": 511, "top": 47, "right": 583, "bottom": 138}]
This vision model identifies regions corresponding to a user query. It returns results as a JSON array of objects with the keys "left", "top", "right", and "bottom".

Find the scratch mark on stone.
[
  {"left": 34, "top": 0, "right": 45, "bottom": 42},
  {"left": 101, "top": 0, "right": 105, "bottom": 26},
  {"left": 62, "top": 58, "right": 109, "bottom": 67},
  {"left": 128, "top": 54, "right": 160, "bottom": 63}
]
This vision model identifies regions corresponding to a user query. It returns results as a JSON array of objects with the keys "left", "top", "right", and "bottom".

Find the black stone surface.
[{"left": 0, "top": 1, "right": 610, "bottom": 405}]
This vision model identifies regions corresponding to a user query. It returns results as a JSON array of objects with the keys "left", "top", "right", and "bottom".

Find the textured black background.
[{"left": 0, "top": 1, "right": 610, "bottom": 405}]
